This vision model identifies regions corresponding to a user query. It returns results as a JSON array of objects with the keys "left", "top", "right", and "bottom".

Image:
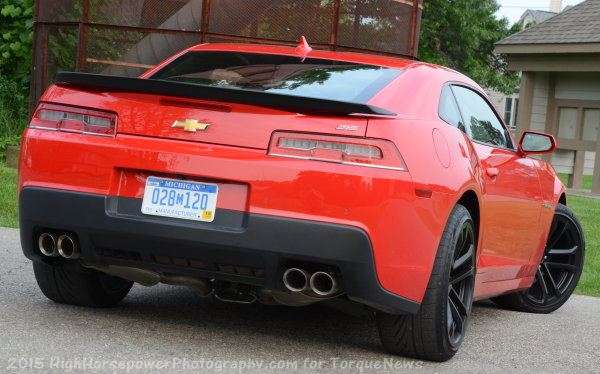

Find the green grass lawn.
[
  {"left": 568, "top": 195, "right": 600, "bottom": 297},
  {"left": 0, "top": 164, "right": 598, "bottom": 296},
  {"left": 558, "top": 173, "right": 594, "bottom": 190},
  {"left": 0, "top": 164, "right": 18, "bottom": 228}
]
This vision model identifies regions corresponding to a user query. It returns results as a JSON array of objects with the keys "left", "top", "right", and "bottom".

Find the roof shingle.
[
  {"left": 498, "top": 0, "right": 600, "bottom": 45},
  {"left": 518, "top": 10, "right": 557, "bottom": 26}
]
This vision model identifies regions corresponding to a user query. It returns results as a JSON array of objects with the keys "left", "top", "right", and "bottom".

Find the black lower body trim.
[{"left": 20, "top": 187, "right": 419, "bottom": 314}]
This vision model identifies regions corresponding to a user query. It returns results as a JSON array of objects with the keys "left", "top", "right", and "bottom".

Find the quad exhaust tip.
[
  {"left": 310, "top": 271, "right": 338, "bottom": 297},
  {"left": 38, "top": 233, "right": 58, "bottom": 257},
  {"left": 283, "top": 268, "right": 340, "bottom": 297},
  {"left": 57, "top": 234, "right": 80, "bottom": 259},
  {"left": 283, "top": 268, "right": 309, "bottom": 292}
]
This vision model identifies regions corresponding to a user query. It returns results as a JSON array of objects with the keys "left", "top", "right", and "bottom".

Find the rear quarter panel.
[{"left": 365, "top": 65, "right": 483, "bottom": 299}]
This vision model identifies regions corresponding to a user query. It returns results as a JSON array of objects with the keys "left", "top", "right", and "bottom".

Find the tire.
[
  {"left": 492, "top": 203, "right": 585, "bottom": 314},
  {"left": 376, "top": 204, "right": 476, "bottom": 362},
  {"left": 33, "top": 260, "right": 133, "bottom": 307}
]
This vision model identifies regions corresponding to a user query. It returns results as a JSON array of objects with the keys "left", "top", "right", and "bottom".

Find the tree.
[
  {"left": 419, "top": 0, "right": 520, "bottom": 94},
  {"left": 0, "top": 0, "right": 33, "bottom": 86},
  {"left": 0, "top": 0, "right": 32, "bottom": 145}
]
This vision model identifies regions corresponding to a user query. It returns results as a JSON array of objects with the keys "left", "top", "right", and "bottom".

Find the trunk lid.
[{"left": 46, "top": 88, "right": 369, "bottom": 149}]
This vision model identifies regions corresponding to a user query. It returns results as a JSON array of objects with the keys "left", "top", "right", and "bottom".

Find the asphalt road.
[{"left": 1, "top": 228, "right": 599, "bottom": 374}]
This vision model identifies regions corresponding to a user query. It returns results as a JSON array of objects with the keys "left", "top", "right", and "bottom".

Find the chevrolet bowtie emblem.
[{"left": 172, "top": 119, "right": 210, "bottom": 132}]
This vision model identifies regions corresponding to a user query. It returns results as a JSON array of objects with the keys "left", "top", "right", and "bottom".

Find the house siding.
[
  {"left": 486, "top": 89, "right": 506, "bottom": 116},
  {"left": 585, "top": 151, "right": 596, "bottom": 175},
  {"left": 555, "top": 73, "right": 600, "bottom": 101},
  {"left": 551, "top": 72, "right": 600, "bottom": 176},
  {"left": 552, "top": 150, "right": 575, "bottom": 174},
  {"left": 553, "top": 151, "right": 596, "bottom": 175},
  {"left": 530, "top": 72, "right": 550, "bottom": 132},
  {"left": 485, "top": 89, "right": 519, "bottom": 129}
]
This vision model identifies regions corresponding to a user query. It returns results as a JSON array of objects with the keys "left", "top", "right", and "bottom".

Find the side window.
[
  {"left": 451, "top": 85, "right": 513, "bottom": 149},
  {"left": 439, "top": 86, "right": 466, "bottom": 133}
]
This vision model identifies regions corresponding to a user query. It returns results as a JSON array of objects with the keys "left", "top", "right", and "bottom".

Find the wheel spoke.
[
  {"left": 453, "top": 244, "right": 474, "bottom": 271},
  {"left": 548, "top": 246, "right": 578, "bottom": 256},
  {"left": 536, "top": 268, "right": 550, "bottom": 302},
  {"left": 448, "top": 289, "right": 465, "bottom": 333},
  {"left": 545, "top": 262, "right": 577, "bottom": 273},
  {"left": 449, "top": 287, "right": 468, "bottom": 317},
  {"left": 541, "top": 263, "right": 561, "bottom": 296},
  {"left": 447, "top": 302, "right": 453, "bottom": 330},
  {"left": 455, "top": 229, "right": 466, "bottom": 256},
  {"left": 547, "top": 220, "right": 567, "bottom": 250},
  {"left": 446, "top": 220, "right": 475, "bottom": 344},
  {"left": 451, "top": 267, "right": 474, "bottom": 285}
]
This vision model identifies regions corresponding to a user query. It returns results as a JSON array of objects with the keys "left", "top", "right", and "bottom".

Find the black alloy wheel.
[
  {"left": 447, "top": 220, "right": 475, "bottom": 347},
  {"left": 492, "top": 203, "right": 585, "bottom": 313},
  {"left": 376, "top": 204, "right": 476, "bottom": 362},
  {"left": 524, "top": 210, "right": 584, "bottom": 306}
]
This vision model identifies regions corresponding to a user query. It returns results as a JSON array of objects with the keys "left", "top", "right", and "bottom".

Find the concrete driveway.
[{"left": 1, "top": 227, "right": 599, "bottom": 373}]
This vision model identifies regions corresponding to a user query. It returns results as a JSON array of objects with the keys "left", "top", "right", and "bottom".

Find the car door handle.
[{"left": 486, "top": 167, "right": 499, "bottom": 178}]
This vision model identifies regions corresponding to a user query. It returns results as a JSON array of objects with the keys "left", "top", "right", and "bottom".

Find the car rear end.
[{"left": 19, "top": 45, "right": 434, "bottom": 314}]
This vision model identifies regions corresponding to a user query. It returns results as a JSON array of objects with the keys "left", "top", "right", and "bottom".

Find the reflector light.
[
  {"left": 29, "top": 103, "right": 116, "bottom": 137},
  {"left": 269, "top": 132, "right": 407, "bottom": 171}
]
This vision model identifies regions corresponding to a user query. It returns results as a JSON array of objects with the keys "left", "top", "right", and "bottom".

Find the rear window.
[{"left": 151, "top": 52, "right": 402, "bottom": 103}]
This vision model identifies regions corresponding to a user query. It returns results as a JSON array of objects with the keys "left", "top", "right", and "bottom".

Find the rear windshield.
[{"left": 151, "top": 52, "right": 402, "bottom": 103}]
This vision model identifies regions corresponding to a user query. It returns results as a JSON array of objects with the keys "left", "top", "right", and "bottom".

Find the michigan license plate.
[{"left": 141, "top": 176, "right": 218, "bottom": 222}]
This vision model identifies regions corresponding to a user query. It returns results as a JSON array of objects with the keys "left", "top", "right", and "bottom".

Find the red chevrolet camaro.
[{"left": 19, "top": 41, "right": 585, "bottom": 361}]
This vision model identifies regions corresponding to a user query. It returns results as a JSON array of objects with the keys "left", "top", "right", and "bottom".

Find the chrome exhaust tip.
[
  {"left": 57, "top": 234, "right": 80, "bottom": 259},
  {"left": 283, "top": 268, "right": 309, "bottom": 292},
  {"left": 38, "top": 233, "right": 58, "bottom": 257},
  {"left": 310, "top": 271, "right": 338, "bottom": 297}
]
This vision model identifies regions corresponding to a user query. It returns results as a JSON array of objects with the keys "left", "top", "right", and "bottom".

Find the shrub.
[
  {"left": 1, "top": 0, "right": 34, "bottom": 87},
  {"left": 0, "top": 0, "right": 33, "bottom": 151},
  {"left": 0, "top": 76, "right": 28, "bottom": 155}
]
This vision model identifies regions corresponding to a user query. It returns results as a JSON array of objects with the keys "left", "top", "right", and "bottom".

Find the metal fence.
[{"left": 31, "top": 0, "right": 422, "bottom": 106}]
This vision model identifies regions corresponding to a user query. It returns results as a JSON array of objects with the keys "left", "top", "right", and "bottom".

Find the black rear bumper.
[{"left": 19, "top": 187, "right": 419, "bottom": 314}]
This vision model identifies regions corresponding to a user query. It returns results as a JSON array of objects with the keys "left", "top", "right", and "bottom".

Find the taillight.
[
  {"left": 268, "top": 132, "right": 407, "bottom": 171},
  {"left": 29, "top": 103, "right": 116, "bottom": 137}
]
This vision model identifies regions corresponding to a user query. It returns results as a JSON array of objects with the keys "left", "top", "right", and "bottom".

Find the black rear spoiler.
[{"left": 54, "top": 72, "right": 396, "bottom": 117}]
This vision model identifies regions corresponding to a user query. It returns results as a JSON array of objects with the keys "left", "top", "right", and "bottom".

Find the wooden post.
[
  {"left": 330, "top": 0, "right": 341, "bottom": 49},
  {"left": 200, "top": 0, "right": 211, "bottom": 42},
  {"left": 516, "top": 72, "right": 535, "bottom": 136},
  {"left": 572, "top": 150, "right": 585, "bottom": 190},
  {"left": 571, "top": 108, "right": 585, "bottom": 189},
  {"left": 409, "top": 0, "right": 422, "bottom": 57},
  {"left": 544, "top": 73, "right": 556, "bottom": 163},
  {"left": 593, "top": 135, "right": 600, "bottom": 195},
  {"left": 76, "top": 0, "right": 90, "bottom": 71}
]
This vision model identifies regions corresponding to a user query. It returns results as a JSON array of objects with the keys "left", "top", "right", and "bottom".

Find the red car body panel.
[{"left": 19, "top": 43, "right": 565, "bottom": 306}]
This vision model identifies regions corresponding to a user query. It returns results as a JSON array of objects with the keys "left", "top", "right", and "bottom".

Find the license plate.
[{"left": 141, "top": 176, "right": 218, "bottom": 222}]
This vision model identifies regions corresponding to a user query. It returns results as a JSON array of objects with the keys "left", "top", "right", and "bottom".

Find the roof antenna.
[{"left": 295, "top": 36, "right": 313, "bottom": 61}]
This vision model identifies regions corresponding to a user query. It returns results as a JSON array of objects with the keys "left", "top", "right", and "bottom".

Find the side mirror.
[{"left": 519, "top": 131, "right": 557, "bottom": 156}]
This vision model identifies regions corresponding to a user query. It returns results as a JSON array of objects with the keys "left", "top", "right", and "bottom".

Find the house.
[
  {"left": 485, "top": 89, "right": 520, "bottom": 131},
  {"left": 486, "top": 3, "right": 562, "bottom": 130},
  {"left": 518, "top": 10, "right": 557, "bottom": 29},
  {"left": 495, "top": 0, "right": 600, "bottom": 194}
]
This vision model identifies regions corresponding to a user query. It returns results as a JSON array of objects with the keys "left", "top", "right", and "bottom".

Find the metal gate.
[{"left": 32, "top": 0, "right": 422, "bottom": 105}]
